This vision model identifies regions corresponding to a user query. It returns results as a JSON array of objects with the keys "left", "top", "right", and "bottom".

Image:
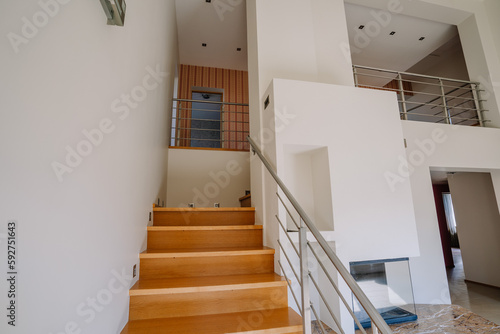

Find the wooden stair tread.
[
  {"left": 120, "top": 307, "right": 302, "bottom": 334},
  {"left": 140, "top": 246, "right": 275, "bottom": 258},
  {"left": 130, "top": 273, "right": 287, "bottom": 295},
  {"left": 153, "top": 207, "right": 255, "bottom": 212},
  {"left": 148, "top": 225, "right": 262, "bottom": 231}
]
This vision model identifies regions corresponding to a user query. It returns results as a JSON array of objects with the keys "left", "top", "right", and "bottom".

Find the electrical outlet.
[
  {"left": 188, "top": 203, "right": 195, "bottom": 208},
  {"left": 133, "top": 264, "right": 137, "bottom": 278},
  {"left": 214, "top": 203, "right": 220, "bottom": 208}
]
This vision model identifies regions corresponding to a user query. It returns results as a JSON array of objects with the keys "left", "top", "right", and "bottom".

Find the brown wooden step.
[
  {"left": 120, "top": 307, "right": 303, "bottom": 334},
  {"left": 128, "top": 274, "right": 288, "bottom": 320},
  {"left": 147, "top": 225, "right": 263, "bottom": 250},
  {"left": 153, "top": 207, "right": 255, "bottom": 226},
  {"left": 139, "top": 247, "right": 275, "bottom": 280}
]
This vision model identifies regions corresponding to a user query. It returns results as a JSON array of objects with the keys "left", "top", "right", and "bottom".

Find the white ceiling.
[
  {"left": 345, "top": 2, "right": 458, "bottom": 84},
  {"left": 174, "top": 0, "right": 461, "bottom": 76},
  {"left": 175, "top": 0, "right": 248, "bottom": 71}
]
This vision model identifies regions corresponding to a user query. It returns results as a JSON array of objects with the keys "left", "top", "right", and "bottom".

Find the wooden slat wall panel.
[{"left": 177, "top": 65, "right": 249, "bottom": 150}]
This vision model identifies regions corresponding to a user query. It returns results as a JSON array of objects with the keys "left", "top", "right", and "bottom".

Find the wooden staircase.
[{"left": 120, "top": 207, "right": 303, "bottom": 334}]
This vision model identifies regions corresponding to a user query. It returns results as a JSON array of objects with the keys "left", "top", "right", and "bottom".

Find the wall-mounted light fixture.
[{"left": 99, "top": 0, "right": 126, "bottom": 26}]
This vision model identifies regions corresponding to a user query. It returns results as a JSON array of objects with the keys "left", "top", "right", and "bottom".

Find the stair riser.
[
  {"left": 129, "top": 285, "right": 288, "bottom": 320},
  {"left": 153, "top": 211, "right": 255, "bottom": 226},
  {"left": 140, "top": 254, "right": 274, "bottom": 280},
  {"left": 147, "top": 229, "right": 263, "bottom": 249}
]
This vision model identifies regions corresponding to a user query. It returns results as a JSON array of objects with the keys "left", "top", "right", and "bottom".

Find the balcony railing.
[
  {"left": 353, "top": 65, "right": 488, "bottom": 127},
  {"left": 170, "top": 98, "right": 249, "bottom": 151}
]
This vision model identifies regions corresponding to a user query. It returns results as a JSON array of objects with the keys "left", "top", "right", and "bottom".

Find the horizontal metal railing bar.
[
  {"left": 173, "top": 117, "right": 249, "bottom": 124},
  {"left": 172, "top": 137, "right": 248, "bottom": 143},
  {"left": 248, "top": 136, "right": 393, "bottom": 334},
  {"left": 278, "top": 240, "right": 302, "bottom": 286},
  {"left": 447, "top": 105, "right": 479, "bottom": 112},
  {"left": 353, "top": 72, "right": 400, "bottom": 82},
  {"left": 405, "top": 101, "right": 447, "bottom": 109},
  {"left": 307, "top": 243, "right": 367, "bottom": 334},
  {"left": 310, "top": 303, "right": 327, "bottom": 334},
  {"left": 355, "top": 74, "right": 475, "bottom": 92},
  {"left": 354, "top": 65, "right": 480, "bottom": 85},
  {"left": 449, "top": 109, "right": 479, "bottom": 118},
  {"left": 401, "top": 112, "right": 481, "bottom": 121},
  {"left": 277, "top": 193, "right": 300, "bottom": 230},
  {"left": 358, "top": 84, "right": 475, "bottom": 100},
  {"left": 174, "top": 107, "right": 248, "bottom": 114},
  {"left": 172, "top": 127, "right": 249, "bottom": 134},
  {"left": 355, "top": 73, "right": 474, "bottom": 91},
  {"left": 397, "top": 78, "right": 473, "bottom": 91},
  {"left": 309, "top": 273, "right": 345, "bottom": 334},
  {"left": 278, "top": 260, "right": 303, "bottom": 314},
  {"left": 276, "top": 215, "right": 300, "bottom": 257},
  {"left": 173, "top": 98, "right": 249, "bottom": 107}
]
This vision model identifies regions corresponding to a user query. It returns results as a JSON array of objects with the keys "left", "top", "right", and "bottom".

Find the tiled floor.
[
  {"left": 312, "top": 248, "right": 500, "bottom": 333},
  {"left": 447, "top": 248, "right": 500, "bottom": 325}
]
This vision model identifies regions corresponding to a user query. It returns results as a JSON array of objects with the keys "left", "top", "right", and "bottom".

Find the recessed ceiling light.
[
  {"left": 390, "top": 31, "right": 396, "bottom": 35},
  {"left": 205, "top": 0, "right": 211, "bottom": 3},
  {"left": 358, "top": 25, "right": 365, "bottom": 30},
  {"left": 419, "top": 37, "right": 425, "bottom": 41},
  {"left": 237, "top": 48, "right": 242, "bottom": 51},
  {"left": 202, "top": 43, "right": 207, "bottom": 47}
]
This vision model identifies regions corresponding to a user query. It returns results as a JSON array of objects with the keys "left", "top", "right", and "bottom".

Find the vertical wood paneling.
[{"left": 177, "top": 64, "right": 249, "bottom": 150}]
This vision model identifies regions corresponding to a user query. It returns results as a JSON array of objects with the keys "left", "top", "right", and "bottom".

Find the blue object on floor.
[{"left": 354, "top": 306, "right": 418, "bottom": 330}]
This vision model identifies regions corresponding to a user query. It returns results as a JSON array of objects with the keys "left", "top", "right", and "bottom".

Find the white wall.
[
  {"left": 484, "top": 0, "right": 500, "bottom": 63},
  {"left": 166, "top": 149, "right": 250, "bottom": 208},
  {"left": 401, "top": 121, "right": 500, "bottom": 304},
  {"left": 0, "top": 1, "right": 178, "bottom": 333},
  {"left": 266, "top": 79, "right": 420, "bottom": 332},
  {"left": 448, "top": 172, "right": 500, "bottom": 288},
  {"left": 246, "top": 0, "right": 355, "bottom": 252},
  {"left": 268, "top": 79, "right": 419, "bottom": 261}
]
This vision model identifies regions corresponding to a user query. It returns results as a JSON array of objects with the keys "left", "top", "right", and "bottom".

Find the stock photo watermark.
[
  {"left": 7, "top": 0, "right": 73, "bottom": 54},
  {"left": 384, "top": 128, "right": 448, "bottom": 192},
  {"left": 236, "top": 288, "right": 287, "bottom": 332},
  {"left": 51, "top": 64, "right": 168, "bottom": 183},
  {"left": 48, "top": 268, "right": 133, "bottom": 334},
  {"left": 5, "top": 221, "right": 18, "bottom": 327},
  {"left": 341, "top": 0, "right": 408, "bottom": 62},
  {"left": 211, "top": 0, "right": 243, "bottom": 21}
]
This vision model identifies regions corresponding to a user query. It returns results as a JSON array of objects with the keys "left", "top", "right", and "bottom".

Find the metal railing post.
[
  {"left": 299, "top": 219, "right": 312, "bottom": 334},
  {"left": 353, "top": 66, "right": 359, "bottom": 87},
  {"left": 473, "top": 84, "right": 486, "bottom": 127},
  {"left": 397, "top": 73, "right": 408, "bottom": 120},
  {"left": 439, "top": 79, "right": 452, "bottom": 124},
  {"left": 221, "top": 103, "right": 225, "bottom": 149}
]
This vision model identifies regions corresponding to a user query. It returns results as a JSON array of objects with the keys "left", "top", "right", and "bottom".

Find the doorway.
[{"left": 191, "top": 91, "right": 223, "bottom": 149}]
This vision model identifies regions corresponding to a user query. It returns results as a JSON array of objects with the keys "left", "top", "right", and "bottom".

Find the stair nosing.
[
  {"left": 121, "top": 307, "right": 302, "bottom": 334},
  {"left": 140, "top": 247, "right": 275, "bottom": 259},
  {"left": 130, "top": 279, "right": 287, "bottom": 296},
  {"left": 153, "top": 207, "right": 255, "bottom": 212},
  {"left": 147, "top": 225, "right": 262, "bottom": 231}
]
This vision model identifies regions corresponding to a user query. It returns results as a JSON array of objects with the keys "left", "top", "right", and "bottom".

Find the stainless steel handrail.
[
  {"left": 353, "top": 65, "right": 488, "bottom": 127},
  {"left": 353, "top": 65, "right": 480, "bottom": 85},
  {"left": 248, "top": 136, "right": 393, "bottom": 334}
]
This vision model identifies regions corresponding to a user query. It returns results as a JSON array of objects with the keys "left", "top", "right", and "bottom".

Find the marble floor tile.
[{"left": 448, "top": 248, "right": 500, "bottom": 325}]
